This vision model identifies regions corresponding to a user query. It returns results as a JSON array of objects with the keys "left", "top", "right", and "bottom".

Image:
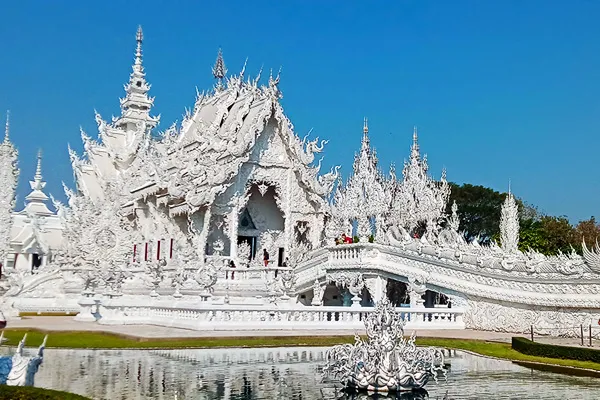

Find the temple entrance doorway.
[{"left": 31, "top": 253, "right": 42, "bottom": 273}]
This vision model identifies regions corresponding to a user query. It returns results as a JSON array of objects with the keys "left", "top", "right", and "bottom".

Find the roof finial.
[
  {"left": 363, "top": 117, "right": 369, "bottom": 135},
  {"left": 135, "top": 25, "right": 143, "bottom": 69},
  {"left": 212, "top": 48, "right": 227, "bottom": 80},
  {"left": 410, "top": 126, "right": 420, "bottom": 160},
  {"left": 240, "top": 57, "right": 248, "bottom": 79},
  {"left": 508, "top": 178, "right": 512, "bottom": 196},
  {"left": 34, "top": 149, "right": 43, "bottom": 183},
  {"left": 212, "top": 48, "right": 227, "bottom": 91},
  {"left": 3, "top": 110, "right": 9, "bottom": 143}
]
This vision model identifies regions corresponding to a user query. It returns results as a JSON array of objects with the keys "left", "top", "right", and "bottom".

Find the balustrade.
[
  {"left": 219, "top": 266, "right": 293, "bottom": 281},
  {"left": 96, "top": 299, "right": 464, "bottom": 330}
]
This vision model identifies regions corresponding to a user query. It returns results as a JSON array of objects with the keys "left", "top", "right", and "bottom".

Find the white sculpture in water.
[
  {"left": 323, "top": 298, "right": 447, "bottom": 392},
  {"left": 0, "top": 333, "right": 47, "bottom": 387}
]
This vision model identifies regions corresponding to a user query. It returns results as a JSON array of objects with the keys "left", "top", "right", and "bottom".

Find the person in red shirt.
[{"left": 263, "top": 249, "right": 270, "bottom": 267}]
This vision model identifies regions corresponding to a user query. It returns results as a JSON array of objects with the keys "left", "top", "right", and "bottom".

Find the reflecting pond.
[{"left": 18, "top": 347, "right": 600, "bottom": 399}]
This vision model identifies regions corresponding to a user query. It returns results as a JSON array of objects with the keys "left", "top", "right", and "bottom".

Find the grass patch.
[
  {"left": 3, "top": 329, "right": 600, "bottom": 373},
  {"left": 415, "top": 337, "right": 600, "bottom": 372},
  {"left": 0, "top": 385, "right": 89, "bottom": 399},
  {"left": 0, "top": 329, "right": 355, "bottom": 349}
]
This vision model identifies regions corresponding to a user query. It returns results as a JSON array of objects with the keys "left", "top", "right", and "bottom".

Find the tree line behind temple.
[{"left": 447, "top": 183, "right": 600, "bottom": 255}]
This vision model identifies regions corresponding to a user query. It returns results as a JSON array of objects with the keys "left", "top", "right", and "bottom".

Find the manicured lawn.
[
  {"left": 3, "top": 328, "right": 600, "bottom": 373},
  {"left": 0, "top": 329, "right": 355, "bottom": 349},
  {"left": 416, "top": 337, "right": 600, "bottom": 373}
]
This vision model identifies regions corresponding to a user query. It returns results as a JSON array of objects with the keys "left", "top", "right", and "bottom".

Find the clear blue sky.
[{"left": 1, "top": 1, "right": 598, "bottom": 223}]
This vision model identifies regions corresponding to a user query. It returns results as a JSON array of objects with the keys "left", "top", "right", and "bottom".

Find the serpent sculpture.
[{"left": 0, "top": 333, "right": 48, "bottom": 386}]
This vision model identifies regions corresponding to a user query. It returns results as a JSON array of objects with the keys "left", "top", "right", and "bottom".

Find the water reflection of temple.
[{"left": 34, "top": 347, "right": 328, "bottom": 400}]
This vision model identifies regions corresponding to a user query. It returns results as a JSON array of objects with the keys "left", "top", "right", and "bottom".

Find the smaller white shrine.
[{"left": 8, "top": 151, "right": 63, "bottom": 273}]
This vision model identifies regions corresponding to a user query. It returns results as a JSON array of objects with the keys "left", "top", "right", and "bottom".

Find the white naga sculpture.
[
  {"left": 0, "top": 333, "right": 48, "bottom": 387},
  {"left": 323, "top": 298, "right": 447, "bottom": 392}
]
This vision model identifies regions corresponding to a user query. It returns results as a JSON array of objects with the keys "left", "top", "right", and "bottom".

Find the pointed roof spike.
[
  {"left": 212, "top": 48, "right": 227, "bottom": 80},
  {"left": 35, "top": 149, "right": 43, "bottom": 182},
  {"left": 363, "top": 117, "right": 369, "bottom": 135},
  {"left": 134, "top": 25, "right": 144, "bottom": 70},
  {"left": 508, "top": 178, "right": 512, "bottom": 196},
  {"left": 136, "top": 25, "right": 143, "bottom": 43},
  {"left": 410, "top": 125, "right": 420, "bottom": 160},
  {"left": 3, "top": 110, "right": 9, "bottom": 143},
  {"left": 256, "top": 65, "right": 263, "bottom": 82},
  {"left": 240, "top": 57, "right": 248, "bottom": 78}
]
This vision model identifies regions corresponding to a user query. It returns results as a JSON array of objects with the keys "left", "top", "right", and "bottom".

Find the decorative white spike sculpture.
[{"left": 500, "top": 185, "right": 520, "bottom": 253}]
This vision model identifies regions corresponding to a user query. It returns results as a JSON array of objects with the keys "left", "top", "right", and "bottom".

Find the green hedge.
[
  {"left": 512, "top": 337, "right": 600, "bottom": 363},
  {"left": 0, "top": 386, "right": 90, "bottom": 400}
]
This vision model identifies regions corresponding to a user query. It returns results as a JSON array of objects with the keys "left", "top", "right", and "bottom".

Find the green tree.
[
  {"left": 447, "top": 183, "right": 505, "bottom": 243},
  {"left": 538, "top": 216, "right": 577, "bottom": 255},
  {"left": 447, "top": 183, "right": 538, "bottom": 243},
  {"left": 574, "top": 216, "right": 600, "bottom": 251},
  {"left": 518, "top": 218, "right": 548, "bottom": 253}
]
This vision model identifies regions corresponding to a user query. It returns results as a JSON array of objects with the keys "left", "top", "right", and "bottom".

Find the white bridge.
[{"left": 8, "top": 239, "right": 600, "bottom": 336}]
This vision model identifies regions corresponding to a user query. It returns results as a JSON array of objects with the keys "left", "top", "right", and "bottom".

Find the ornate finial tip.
[
  {"left": 136, "top": 25, "right": 143, "bottom": 42},
  {"left": 4, "top": 110, "right": 10, "bottom": 141},
  {"left": 363, "top": 117, "right": 369, "bottom": 134}
]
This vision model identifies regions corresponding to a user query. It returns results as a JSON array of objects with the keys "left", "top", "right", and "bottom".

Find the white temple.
[{"left": 2, "top": 26, "right": 600, "bottom": 336}]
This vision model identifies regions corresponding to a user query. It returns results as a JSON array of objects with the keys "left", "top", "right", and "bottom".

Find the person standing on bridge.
[{"left": 263, "top": 249, "right": 270, "bottom": 267}]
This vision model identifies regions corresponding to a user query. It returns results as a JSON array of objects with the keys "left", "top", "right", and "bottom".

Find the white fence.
[{"left": 95, "top": 298, "right": 465, "bottom": 331}]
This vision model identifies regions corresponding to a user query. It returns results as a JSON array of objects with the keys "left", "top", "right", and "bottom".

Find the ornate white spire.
[
  {"left": 389, "top": 127, "right": 450, "bottom": 233},
  {"left": 24, "top": 150, "right": 53, "bottom": 216},
  {"left": 212, "top": 48, "right": 227, "bottom": 91},
  {"left": 116, "top": 25, "right": 159, "bottom": 130},
  {"left": 332, "top": 119, "right": 392, "bottom": 240},
  {"left": 361, "top": 117, "right": 370, "bottom": 150},
  {"left": 33, "top": 150, "right": 44, "bottom": 190},
  {"left": 0, "top": 111, "right": 19, "bottom": 260},
  {"left": 3, "top": 110, "right": 9, "bottom": 143},
  {"left": 500, "top": 183, "right": 519, "bottom": 253},
  {"left": 448, "top": 201, "right": 460, "bottom": 232},
  {"left": 410, "top": 126, "right": 420, "bottom": 161}
]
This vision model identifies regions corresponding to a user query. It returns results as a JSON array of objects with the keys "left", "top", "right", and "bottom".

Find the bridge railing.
[
  {"left": 96, "top": 299, "right": 465, "bottom": 331},
  {"left": 217, "top": 266, "right": 293, "bottom": 281}
]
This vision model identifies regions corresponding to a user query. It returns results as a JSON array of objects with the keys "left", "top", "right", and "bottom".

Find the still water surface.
[{"left": 24, "top": 347, "right": 600, "bottom": 399}]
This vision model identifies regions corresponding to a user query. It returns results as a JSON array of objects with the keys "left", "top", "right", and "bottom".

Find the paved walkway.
[
  {"left": 8, "top": 316, "right": 600, "bottom": 349},
  {"left": 6, "top": 316, "right": 524, "bottom": 342}
]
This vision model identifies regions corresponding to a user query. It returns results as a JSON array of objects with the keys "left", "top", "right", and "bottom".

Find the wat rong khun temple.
[{"left": 1, "top": 26, "right": 600, "bottom": 337}]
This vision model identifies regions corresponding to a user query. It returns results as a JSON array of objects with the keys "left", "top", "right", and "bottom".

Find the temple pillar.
[
  {"left": 229, "top": 205, "right": 239, "bottom": 260},
  {"left": 284, "top": 169, "right": 293, "bottom": 250},
  {"left": 192, "top": 207, "right": 212, "bottom": 264}
]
